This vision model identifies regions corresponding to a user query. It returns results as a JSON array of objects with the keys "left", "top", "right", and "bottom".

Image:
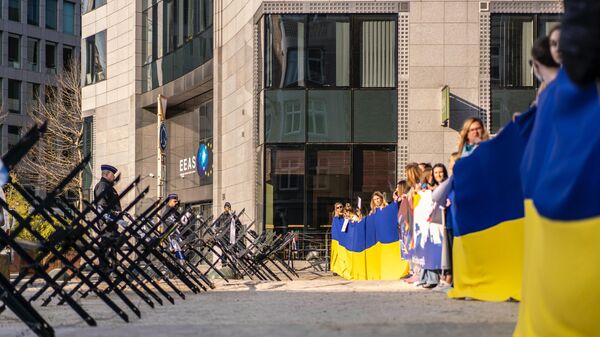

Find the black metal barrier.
[{"left": 0, "top": 124, "right": 298, "bottom": 337}]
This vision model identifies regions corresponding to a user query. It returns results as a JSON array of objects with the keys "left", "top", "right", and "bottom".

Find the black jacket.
[{"left": 93, "top": 177, "right": 122, "bottom": 213}]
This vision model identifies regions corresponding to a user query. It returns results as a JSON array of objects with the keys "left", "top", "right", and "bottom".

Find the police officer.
[
  {"left": 161, "top": 194, "right": 181, "bottom": 228},
  {"left": 93, "top": 164, "right": 121, "bottom": 273},
  {"left": 160, "top": 194, "right": 186, "bottom": 263},
  {"left": 94, "top": 164, "right": 122, "bottom": 225}
]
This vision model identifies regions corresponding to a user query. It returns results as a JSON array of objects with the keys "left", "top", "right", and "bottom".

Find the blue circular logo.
[
  {"left": 159, "top": 123, "right": 168, "bottom": 151},
  {"left": 197, "top": 143, "right": 209, "bottom": 176}
]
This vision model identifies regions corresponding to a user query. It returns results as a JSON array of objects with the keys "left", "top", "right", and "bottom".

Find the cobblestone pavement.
[{"left": 0, "top": 271, "right": 518, "bottom": 337}]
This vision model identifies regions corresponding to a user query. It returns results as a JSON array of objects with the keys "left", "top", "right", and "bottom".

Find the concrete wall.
[
  {"left": 213, "top": 0, "right": 261, "bottom": 218},
  {"left": 82, "top": 0, "right": 137, "bottom": 200},
  {"left": 408, "top": 0, "right": 480, "bottom": 167}
]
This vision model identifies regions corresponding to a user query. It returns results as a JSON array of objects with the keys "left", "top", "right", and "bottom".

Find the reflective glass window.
[
  {"left": 307, "top": 90, "right": 351, "bottom": 142},
  {"left": 306, "top": 146, "right": 351, "bottom": 229},
  {"left": 265, "top": 15, "right": 306, "bottom": 88},
  {"left": 306, "top": 15, "right": 350, "bottom": 87},
  {"left": 28, "top": 0, "right": 39, "bottom": 25},
  {"left": 27, "top": 38, "right": 39, "bottom": 71},
  {"left": 265, "top": 146, "right": 305, "bottom": 231},
  {"left": 46, "top": 0, "right": 57, "bottom": 30},
  {"left": 63, "top": 1, "right": 76, "bottom": 34},
  {"left": 264, "top": 90, "right": 306, "bottom": 143},
  {"left": 353, "top": 90, "right": 397, "bottom": 142}
]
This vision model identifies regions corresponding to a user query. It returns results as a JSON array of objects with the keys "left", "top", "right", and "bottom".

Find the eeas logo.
[{"left": 196, "top": 141, "right": 212, "bottom": 177}]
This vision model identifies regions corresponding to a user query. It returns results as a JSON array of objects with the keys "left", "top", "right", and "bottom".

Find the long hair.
[
  {"left": 457, "top": 117, "right": 489, "bottom": 157},
  {"left": 369, "top": 191, "right": 388, "bottom": 215},
  {"left": 396, "top": 180, "right": 410, "bottom": 196},
  {"left": 532, "top": 36, "right": 559, "bottom": 68},
  {"left": 420, "top": 168, "right": 433, "bottom": 188},
  {"left": 405, "top": 162, "right": 422, "bottom": 188},
  {"left": 448, "top": 152, "right": 460, "bottom": 175},
  {"left": 343, "top": 203, "right": 355, "bottom": 220},
  {"left": 432, "top": 163, "right": 449, "bottom": 185},
  {"left": 332, "top": 202, "right": 343, "bottom": 217}
]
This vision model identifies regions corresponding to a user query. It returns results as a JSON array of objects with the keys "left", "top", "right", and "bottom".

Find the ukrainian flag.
[
  {"left": 330, "top": 202, "right": 410, "bottom": 280},
  {"left": 514, "top": 70, "right": 600, "bottom": 336},
  {"left": 448, "top": 119, "right": 527, "bottom": 301}
]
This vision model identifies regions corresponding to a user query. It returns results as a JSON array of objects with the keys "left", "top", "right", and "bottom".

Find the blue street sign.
[{"left": 159, "top": 123, "right": 168, "bottom": 151}]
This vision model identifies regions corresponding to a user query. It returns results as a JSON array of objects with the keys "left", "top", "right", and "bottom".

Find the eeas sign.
[{"left": 178, "top": 140, "right": 212, "bottom": 183}]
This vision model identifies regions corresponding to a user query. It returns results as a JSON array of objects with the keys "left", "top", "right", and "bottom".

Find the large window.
[
  {"left": 265, "top": 147, "right": 306, "bottom": 230},
  {"left": 9, "top": 0, "right": 20, "bottom": 22},
  {"left": 63, "top": 1, "right": 76, "bottom": 34},
  {"left": 45, "top": 42, "right": 57, "bottom": 73},
  {"left": 27, "top": 0, "right": 39, "bottom": 25},
  {"left": 265, "top": 15, "right": 396, "bottom": 88},
  {"left": 307, "top": 90, "right": 351, "bottom": 142},
  {"left": 490, "top": 14, "right": 561, "bottom": 132},
  {"left": 306, "top": 15, "right": 350, "bottom": 87},
  {"left": 46, "top": 0, "right": 57, "bottom": 30},
  {"left": 264, "top": 90, "right": 306, "bottom": 143},
  {"left": 8, "top": 35, "right": 20, "bottom": 69},
  {"left": 82, "top": 0, "right": 106, "bottom": 14},
  {"left": 306, "top": 146, "right": 351, "bottom": 228},
  {"left": 63, "top": 45, "right": 75, "bottom": 70},
  {"left": 26, "top": 82, "right": 40, "bottom": 111},
  {"left": 265, "top": 144, "right": 396, "bottom": 231},
  {"left": 263, "top": 14, "right": 398, "bottom": 231},
  {"left": 8, "top": 80, "right": 21, "bottom": 114},
  {"left": 142, "top": 0, "right": 213, "bottom": 91},
  {"left": 27, "top": 38, "right": 39, "bottom": 71},
  {"left": 83, "top": 31, "right": 107, "bottom": 85},
  {"left": 353, "top": 90, "right": 397, "bottom": 142}
]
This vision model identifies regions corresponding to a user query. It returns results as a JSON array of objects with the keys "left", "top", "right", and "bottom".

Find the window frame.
[
  {"left": 27, "top": 0, "right": 40, "bottom": 25},
  {"left": 7, "top": 79, "right": 22, "bottom": 114},
  {"left": 8, "top": 34, "right": 21, "bottom": 69},
  {"left": 83, "top": 31, "right": 107, "bottom": 86},
  {"left": 45, "top": 42, "right": 58, "bottom": 74},
  {"left": 45, "top": 0, "right": 58, "bottom": 30}
]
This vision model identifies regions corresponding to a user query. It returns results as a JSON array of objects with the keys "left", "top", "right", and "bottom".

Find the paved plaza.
[{"left": 0, "top": 271, "right": 518, "bottom": 337}]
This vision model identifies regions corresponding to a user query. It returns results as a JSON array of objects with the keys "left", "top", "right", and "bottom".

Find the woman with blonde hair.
[
  {"left": 405, "top": 163, "right": 422, "bottom": 191},
  {"left": 344, "top": 203, "right": 361, "bottom": 222},
  {"left": 457, "top": 117, "right": 489, "bottom": 158},
  {"left": 369, "top": 191, "right": 388, "bottom": 215},
  {"left": 393, "top": 180, "right": 410, "bottom": 202},
  {"left": 332, "top": 202, "right": 344, "bottom": 218}
]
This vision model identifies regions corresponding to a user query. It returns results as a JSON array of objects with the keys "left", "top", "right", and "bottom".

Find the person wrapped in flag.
[{"left": 514, "top": 1, "right": 600, "bottom": 335}]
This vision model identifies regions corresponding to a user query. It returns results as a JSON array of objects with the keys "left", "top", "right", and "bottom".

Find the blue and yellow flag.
[
  {"left": 330, "top": 202, "right": 410, "bottom": 280},
  {"left": 514, "top": 70, "right": 600, "bottom": 336},
  {"left": 448, "top": 120, "right": 527, "bottom": 301}
]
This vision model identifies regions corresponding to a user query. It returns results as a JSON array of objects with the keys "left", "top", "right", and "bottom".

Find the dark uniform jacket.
[
  {"left": 160, "top": 206, "right": 180, "bottom": 228},
  {"left": 94, "top": 177, "right": 122, "bottom": 214}
]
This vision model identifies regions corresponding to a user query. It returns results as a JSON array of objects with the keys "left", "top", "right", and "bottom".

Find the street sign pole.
[{"left": 157, "top": 95, "right": 168, "bottom": 200}]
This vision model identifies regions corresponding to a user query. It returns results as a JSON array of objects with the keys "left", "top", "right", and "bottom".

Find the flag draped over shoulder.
[
  {"left": 514, "top": 70, "right": 600, "bottom": 337},
  {"left": 330, "top": 202, "right": 410, "bottom": 280},
  {"left": 448, "top": 120, "right": 527, "bottom": 301},
  {"left": 412, "top": 190, "right": 443, "bottom": 270}
]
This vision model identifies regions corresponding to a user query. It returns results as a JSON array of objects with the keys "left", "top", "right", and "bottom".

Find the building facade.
[
  {"left": 83, "top": 0, "right": 562, "bottom": 232},
  {"left": 0, "top": 0, "right": 81, "bottom": 154}
]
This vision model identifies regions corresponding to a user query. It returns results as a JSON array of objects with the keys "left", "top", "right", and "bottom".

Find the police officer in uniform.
[
  {"left": 94, "top": 165, "right": 122, "bottom": 226},
  {"left": 93, "top": 164, "right": 122, "bottom": 273},
  {"left": 160, "top": 194, "right": 187, "bottom": 263}
]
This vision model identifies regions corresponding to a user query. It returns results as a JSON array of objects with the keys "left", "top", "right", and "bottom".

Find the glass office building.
[
  {"left": 82, "top": 0, "right": 563, "bottom": 233},
  {"left": 261, "top": 14, "right": 398, "bottom": 231}
]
